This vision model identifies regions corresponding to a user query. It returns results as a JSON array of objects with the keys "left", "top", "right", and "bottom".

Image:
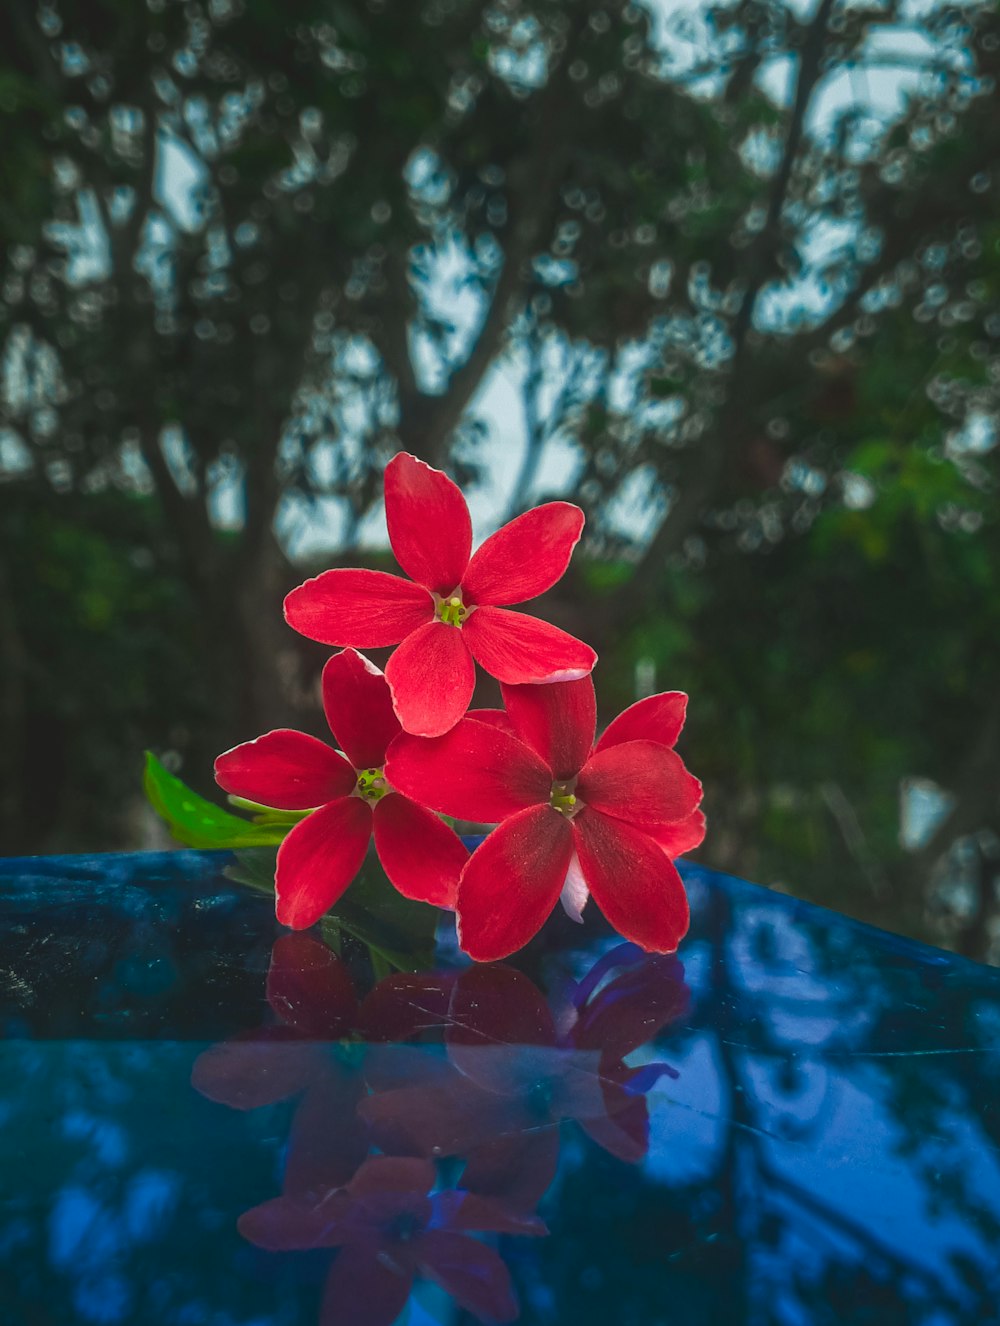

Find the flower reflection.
[
  {"left": 364, "top": 947, "right": 688, "bottom": 1167},
  {"left": 192, "top": 933, "right": 371, "bottom": 1193},
  {"left": 191, "top": 935, "right": 688, "bottom": 1325},
  {"left": 240, "top": 1155, "right": 544, "bottom": 1325}
]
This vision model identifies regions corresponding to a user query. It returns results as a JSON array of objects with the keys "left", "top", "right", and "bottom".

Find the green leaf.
[
  {"left": 332, "top": 858, "right": 439, "bottom": 974},
  {"left": 223, "top": 846, "right": 282, "bottom": 894},
  {"left": 143, "top": 752, "right": 288, "bottom": 849},
  {"left": 847, "top": 438, "right": 894, "bottom": 478}
]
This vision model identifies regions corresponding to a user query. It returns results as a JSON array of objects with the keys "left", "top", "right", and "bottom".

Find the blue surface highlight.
[{"left": 1, "top": 849, "right": 999, "bottom": 1325}]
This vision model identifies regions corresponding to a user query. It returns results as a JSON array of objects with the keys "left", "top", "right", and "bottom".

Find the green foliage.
[
  {"left": 143, "top": 753, "right": 287, "bottom": 849},
  {"left": 321, "top": 861, "right": 439, "bottom": 976},
  {"left": 143, "top": 759, "right": 440, "bottom": 973},
  {"left": 614, "top": 477, "right": 998, "bottom": 935},
  {"left": 0, "top": 488, "right": 223, "bottom": 850},
  {"left": 225, "top": 847, "right": 438, "bottom": 975}
]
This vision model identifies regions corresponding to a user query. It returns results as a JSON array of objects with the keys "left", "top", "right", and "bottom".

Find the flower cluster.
[{"left": 215, "top": 452, "right": 704, "bottom": 959}]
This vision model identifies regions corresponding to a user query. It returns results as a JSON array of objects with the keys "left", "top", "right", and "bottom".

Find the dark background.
[{"left": 1, "top": 0, "right": 998, "bottom": 957}]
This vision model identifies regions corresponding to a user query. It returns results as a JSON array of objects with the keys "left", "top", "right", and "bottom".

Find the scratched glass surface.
[{"left": 2, "top": 851, "right": 1000, "bottom": 1326}]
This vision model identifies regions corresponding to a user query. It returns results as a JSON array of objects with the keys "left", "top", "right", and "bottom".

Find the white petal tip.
[
  {"left": 537, "top": 667, "right": 592, "bottom": 684},
  {"left": 559, "top": 852, "right": 589, "bottom": 924}
]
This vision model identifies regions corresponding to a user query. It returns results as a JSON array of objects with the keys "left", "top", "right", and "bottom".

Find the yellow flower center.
[
  {"left": 435, "top": 591, "right": 470, "bottom": 627},
  {"left": 550, "top": 778, "right": 580, "bottom": 817},
  {"left": 355, "top": 767, "right": 389, "bottom": 803}
]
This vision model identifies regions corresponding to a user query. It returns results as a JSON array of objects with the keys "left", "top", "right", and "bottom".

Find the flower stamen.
[
  {"left": 355, "top": 766, "right": 390, "bottom": 803},
  {"left": 435, "top": 591, "right": 469, "bottom": 627},
  {"left": 550, "top": 779, "right": 580, "bottom": 818}
]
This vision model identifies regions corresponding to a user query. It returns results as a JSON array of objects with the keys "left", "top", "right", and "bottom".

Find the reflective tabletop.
[{"left": 2, "top": 850, "right": 999, "bottom": 1325}]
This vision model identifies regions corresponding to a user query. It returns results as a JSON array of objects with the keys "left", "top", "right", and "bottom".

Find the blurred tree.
[
  {"left": 0, "top": 482, "right": 215, "bottom": 849},
  {"left": 593, "top": 295, "right": 1000, "bottom": 949},
  {"left": 1, "top": 0, "right": 998, "bottom": 950}
]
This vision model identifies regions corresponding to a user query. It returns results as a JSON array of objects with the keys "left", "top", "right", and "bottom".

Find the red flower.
[
  {"left": 590, "top": 689, "right": 707, "bottom": 864},
  {"left": 283, "top": 452, "right": 596, "bottom": 737},
  {"left": 385, "top": 676, "right": 703, "bottom": 959},
  {"left": 214, "top": 648, "right": 468, "bottom": 929},
  {"left": 471, "top": 692, "right": 706, "bottom": 864},
  {"left": 239, "top": 1155, "right": 544, "bottom": 1326}
]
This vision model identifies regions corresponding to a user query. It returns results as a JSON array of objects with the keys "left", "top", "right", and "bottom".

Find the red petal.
[
  {"left": 461, "top": 502, "right": 584, "bottom": 606},
  {"left": 577, "top": 1097, "right": 650, "bottom": 1164},
  {"left": 448, "top": 964, "right": 557, "bottom": 1050},
  {"left": 358, "top": 973, "right": 456, "bottom": 1043},
  {"left": 284, "top": 569, "right": 433, "bottom": 647},
  {"left": 573, "top": 808, "right": 690, "bottom": 953},
  {"left": 466, "top": 708, "right": 515, "bottom": 736},
  {"left": 373, "top": 793, "right": 468, "bottom": 907},
  {"left": 648, "top": 808, "right": 707, "bottom": 858},
  {"left": 349, "top": 1155, "right": 437, "bottom": 1197},
  {"left": 215, "top": 730, "right": 355, "bottom": 810},
  {"left": 385, "top": 621, "right": 476, "bottom": 737},
  {"left": 418, "top": 1230, "right": 518, "bottom": 1322},
  {"left": 320, "top": 1241, "right": 414, "bottom": 1326},
  {"left": 238, "top": 1193, "right": 354, "bottom": 1252},
  {"left": 385, "top": 720, "right": 551, "bottom": 822},
  {"left": 456, "top": 805, "right": 573, "bottom": 961},
  {"left": 437, "top": 1190, "right": 547, "bottom": 1237},
  {"left": 266, "top": 932, "right": 358, "bottom": 1036},
  {"left": 595, "top": 691, "right": 689, "bottom": 752},
  {"left": 321, "top": 649, "right": 401, "bottom": 769},
  {"left": 190, "top": 1028, "right": 326, "bottom": 1109},
  {"left": 464, "top": 607, "right": 596, "bottom": 685},
  {"left": 577, "top": 740, "right": 702, "bottom": 826},
  {"left": 283, "top": 1069, "right": 370, "bottom": 1198},
  {"left": 460, "top": 1129, "right": 561, "bottom": 1212},
  {"left": 384, "top": 452, "right": 472, "bottom": 594},
  {"left": 274, "top": 799, "right": 372, "bottom": 929},
  {"left": 359, "top": 1075, "right": 516, "bottom": 1158},
  {"left": 500, "top": 677, "right": 596, "bottom": 779}
]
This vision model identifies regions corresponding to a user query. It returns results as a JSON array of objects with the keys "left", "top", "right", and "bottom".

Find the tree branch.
[
  {"left": 391, "top": 33, "right": 587, "bottom": 470},
  {"left": 613, "top": 0, "right": 839, "bottom": 618}
]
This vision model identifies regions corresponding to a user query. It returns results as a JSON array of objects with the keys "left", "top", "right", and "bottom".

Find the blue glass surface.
[{"left": 2, "top": 849, "right": 999, "bottom": 1325}]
